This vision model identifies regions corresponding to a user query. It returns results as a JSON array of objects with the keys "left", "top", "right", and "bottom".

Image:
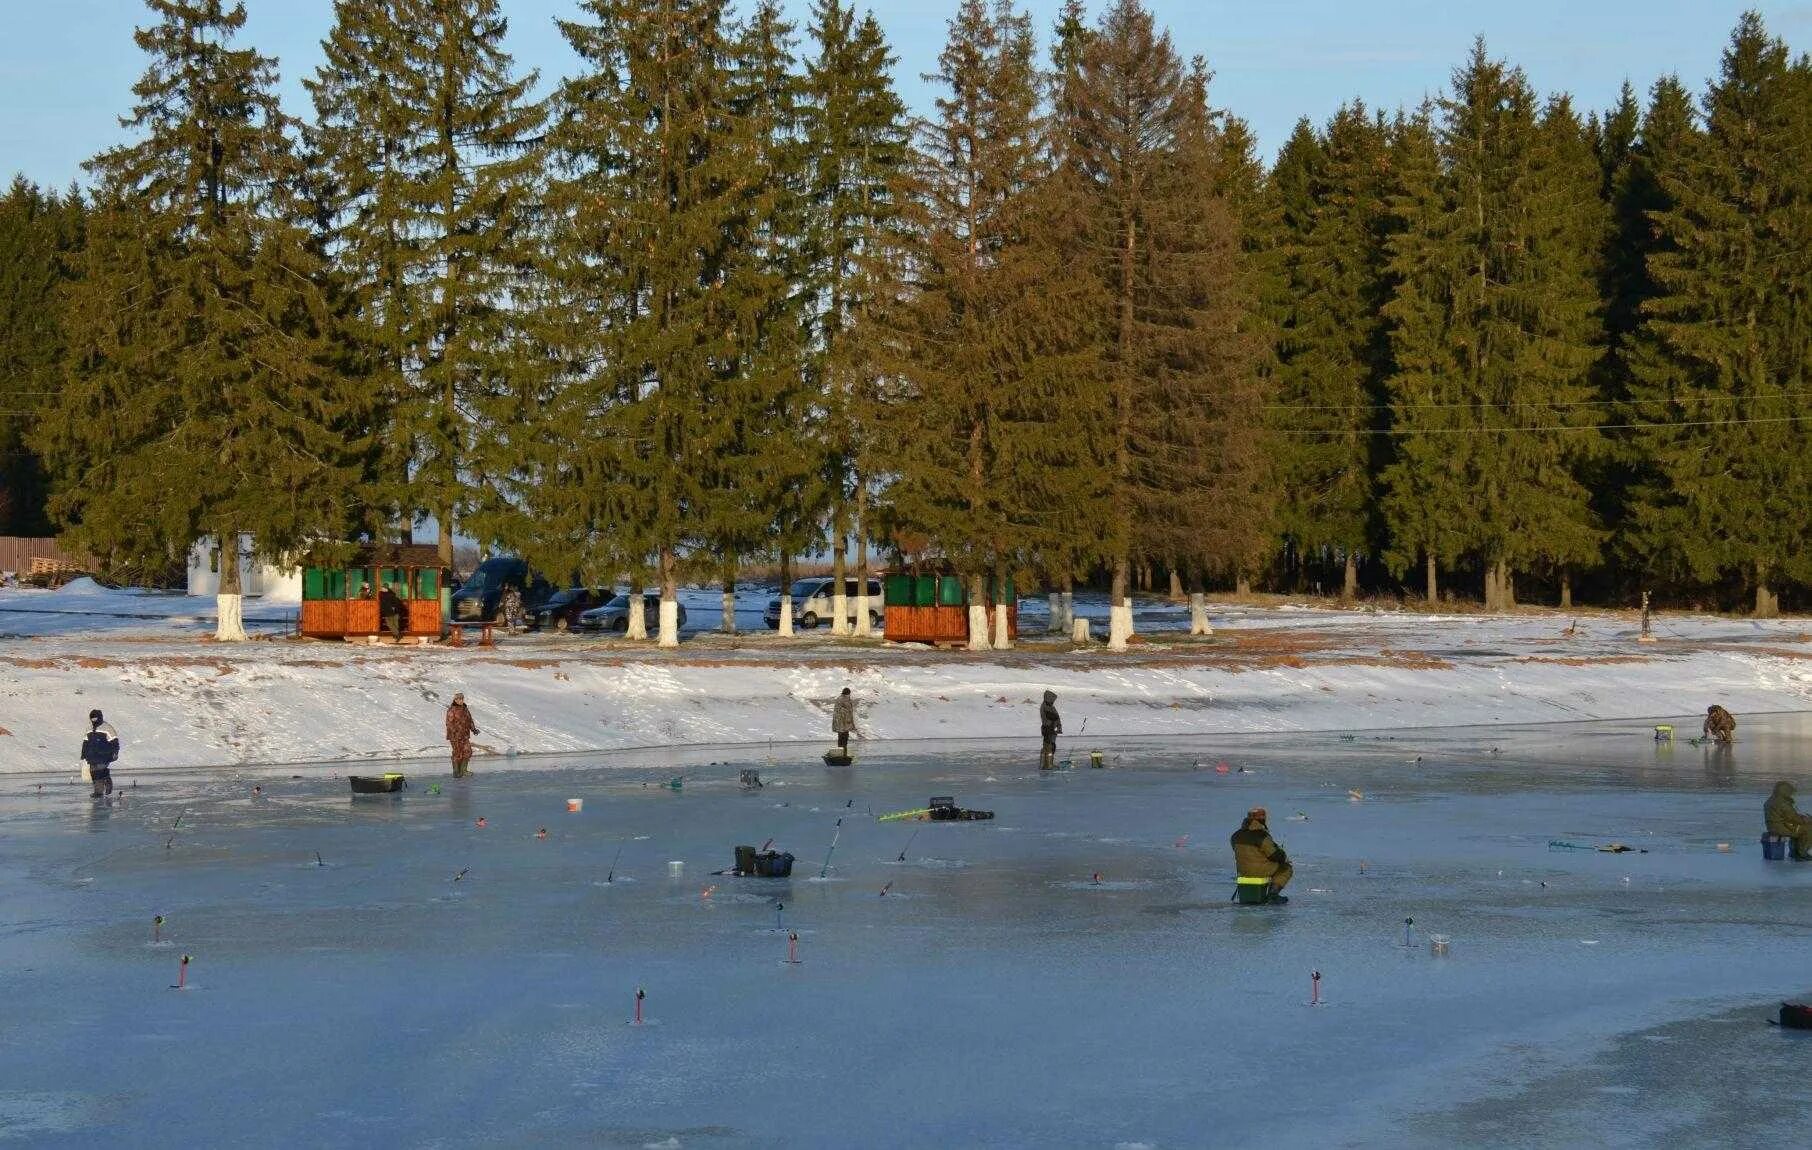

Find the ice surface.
[{"left": 4, "top": 717, "right": 1811, "bottom": 1146}]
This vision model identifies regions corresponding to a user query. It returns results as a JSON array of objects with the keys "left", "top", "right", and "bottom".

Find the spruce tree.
[
  {"left": 700, "top": 0, "right": 818, "bottom": 636},
  {"left": 1380, "top": 44, "right": 1605, "bottom": 610},
  {"left": 0, "top": 179, "right": 83, "bottom": 536},
  {"left": 306, "top": 0, "right": 543, "bottom": 567},
  {"left": 1271, "top": 102, "right": 1391, "bottom": 600},
  {"left": 802, "top": 0, "right": 911, "bottom": 635},
  {"left": 40, "top": 0, "right": 371, "bottom": 638},
  {"left": 1378, "top": 106, "right": 1470, "bottom": 603},
  {"left": 535, "top": 0, "right": 761, "bottom": 645},
  {"left": 873, "top": 0, "right": 1100, "bottom": 649},
  {"left": 1625, "top": 14, "right": 1812, "bottom": 615},
  {"left": 1064, "top": 0, "right": 1266, "bottom": 647}
]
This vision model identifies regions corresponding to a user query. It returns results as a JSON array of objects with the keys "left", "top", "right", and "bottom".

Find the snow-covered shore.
[{"left": 3, "top": 579, "right": 1811, "bottom": 773}]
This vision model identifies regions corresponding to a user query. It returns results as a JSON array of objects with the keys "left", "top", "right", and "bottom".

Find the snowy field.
[
  {"left": 3, "top": 719, "right": 1810, "bottom": 1147},
  {"left": 4, "top": 579, "right": 1812, "bottom": 775}
]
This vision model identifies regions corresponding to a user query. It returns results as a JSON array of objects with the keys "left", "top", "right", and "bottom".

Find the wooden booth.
[
  {"left": 882, "top": 571, "right": 1017, "bottom": 646},
  {"left": 299, "top": 544, "right": 446, "bottom": 641}
]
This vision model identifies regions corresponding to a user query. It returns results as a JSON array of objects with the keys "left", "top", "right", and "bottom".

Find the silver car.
[
  {"left": 764, "top": 577, "right": 884, "bottom": 630},
  {"left": 579, "top": 593, "right": 688, "bottom": 634}
]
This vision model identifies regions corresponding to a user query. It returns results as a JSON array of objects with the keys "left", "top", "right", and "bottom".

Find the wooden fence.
[{"left": 0, "top": 537, "right": 93, "bottom": 576}]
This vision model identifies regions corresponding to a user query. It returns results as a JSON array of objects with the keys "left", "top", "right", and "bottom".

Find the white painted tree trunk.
[
  {"left": 657, "top": 598, "right": 679, "bottom": 648},
  {"left": 1047, "top": 592, "right": 1063, "bottom": 633},
  {"left": 831, "top": 588, "right": 850, "bottom": 636},
  {"left": 778, "top": 596, "right": 794, "bottom": 637},
  {"left": 1108, "top": 598, "right": 1134, "bottom": 651},
  {"left": 853, "top": 588, "right": 872, "bottom": 637},
  {"left": 991, "top": 601, "right": 1012, "bottom": 649},
  {"left": 721, "top": 587, "right": 736, "bottom": 634},
  {"left": 1060, "top": 591, "right": 1074, "bottom": 636},
  {"left": 1071, "top": 616, "right": 1090, "bottom": 643},
  {"left": 1189, "top": 592, "right": 1212, "bottom": 636},
  {"left": 626, "top": 583, "right": 648, "bottom": 641},
  {"left": 967, "top": 603, "right": 991, "bottom": 651},
  {"left": 215, "top": 593, "right": 247, "bottom": 642}
]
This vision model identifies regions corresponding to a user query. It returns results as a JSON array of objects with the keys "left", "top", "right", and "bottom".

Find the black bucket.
[
  {"left": 754, "top": 851, "right": 794, "bottom": 878},
  {"left": 1779, "top": 1003, "right": 1812, "bottom": 1030}
]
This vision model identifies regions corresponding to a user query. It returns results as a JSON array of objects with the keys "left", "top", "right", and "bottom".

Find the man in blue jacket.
[{"left": 81, "top": 709, "right": 120, "bottom": 799}]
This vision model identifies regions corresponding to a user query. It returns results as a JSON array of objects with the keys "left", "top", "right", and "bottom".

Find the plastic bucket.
[
  {"left": 668, "top": 860, "right": 685, "bottom": 877},
  {"left": 1763, "top": 835, "right": 1788, "bottom": 861},
  {"left": 566, "top": 798, "right": 582, "bottom": 813}
]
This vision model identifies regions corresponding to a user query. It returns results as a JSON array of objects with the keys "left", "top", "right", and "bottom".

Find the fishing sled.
[{"left": 349, "top": 773, "right": 406, "bottom": 795}]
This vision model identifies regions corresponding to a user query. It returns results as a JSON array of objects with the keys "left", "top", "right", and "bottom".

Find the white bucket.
[
  {"left": 1430, "top": 935, "right": 1450, "bottom": 957},
  {"left": 566, "top": 798, "right": 582, "bottom": 813},
  {"left": 668, "top": 860, "right": 684, "bottom": 877}
]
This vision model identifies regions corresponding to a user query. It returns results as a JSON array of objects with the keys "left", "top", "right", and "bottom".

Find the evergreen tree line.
[{"left": 2, "top": 1, "right": 1808, "bottom": 643}]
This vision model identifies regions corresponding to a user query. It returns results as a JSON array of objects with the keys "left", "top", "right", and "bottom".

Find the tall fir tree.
[
  {"left": 533, "top": 0, "right": 764, "bottom": 645},
  {"left": 1064, "top": 0, "right": 1267, "bottom": 646},
  {"left": 801, "top": 0, "right": 911, "bottom": 636},
  {"left": 874, "top": 0, "right": 1100, "bottom": 649},
  {"left": 1271, "top": 102, "right": 1391, "bottom": 600},
  {"left": 1380, "top": 44, "right": 1605, "bottom": 610},
  {"left": 39, "top": 0, "right": 371, "bottom": 637},
  {"left": 1624, "top": 14, "right": 1812, "bottom": 615},
  {"left": 306, "top": 0, "right": 542, "bottom": 567},
  {"left": 0, "top": 178, "right": 84, "bottom": 536},
  {"left": 699, "top": 0, "right": 818, "bottom": 635}
]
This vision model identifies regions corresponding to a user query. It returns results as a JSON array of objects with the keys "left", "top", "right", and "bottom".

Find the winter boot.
[{"left": 1040, "top": 748, "right": 1055, "bottom": 771}]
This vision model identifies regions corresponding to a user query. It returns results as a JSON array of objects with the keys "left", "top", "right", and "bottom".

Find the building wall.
[{"left": 187, "top": 536, "right": 302, "bottom": 601}]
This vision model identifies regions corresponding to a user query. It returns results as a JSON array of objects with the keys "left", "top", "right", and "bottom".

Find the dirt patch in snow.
[{"left": 1515, "top": 655, "right": 1653, "bottom": 667}]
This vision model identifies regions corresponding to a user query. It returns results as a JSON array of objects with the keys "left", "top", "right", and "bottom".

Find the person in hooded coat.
[
  {"left": 80, "top": 709, "right": 120, "bottom": 799},
  {"left": 378, "top": 583, "right": 406, "bottom": 641},
  {"left": 1765, "top": 780, "right": 1812, "bottom": 860},
  {"left": 1231, "top": 807, "right": 1292, "bottom": 901},
  {"left": 1704, "top": 704, "right": 1736, "bottom": 744},
  {"left": 446, "top": 693, "right": 479, "bottom": 778},
  {"left": 1039, "top": 691, "right": 1062, "bottom": 770},
  {"left": 832, "top": 688, "right": 856, "bottom": 753}
]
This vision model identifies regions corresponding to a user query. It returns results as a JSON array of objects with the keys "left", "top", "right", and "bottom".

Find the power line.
[
  {"left": 1273, "top": 414, "right": 1812, "bottom": 436},
  {"left": 1263, "top": 390, "right": 1812, "bottom": 414}
]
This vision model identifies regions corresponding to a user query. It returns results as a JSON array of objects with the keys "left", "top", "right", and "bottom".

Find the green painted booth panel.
[
  {"left": 937, "top": 576, "right": 965, "bottom": 607},
  {"left": 302, "top": 567, "right": 326, "bottom": 601},
  {"left": 415, "top": 569, "right": 438, "bottom": 600},
  {"left": 884, "top": 575, "right": 913, "bottom": 607}
]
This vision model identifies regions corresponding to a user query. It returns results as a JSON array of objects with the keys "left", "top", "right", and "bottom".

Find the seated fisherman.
[
  {"left": 1704, "top": 704, "right": 1736, "bottom": 744},
  {"left": 1766, "top": 781, "right": 1812, "bottom": 861},
  {"left": 1231, "top": 807, "right": 1292, "bottom": 903}
]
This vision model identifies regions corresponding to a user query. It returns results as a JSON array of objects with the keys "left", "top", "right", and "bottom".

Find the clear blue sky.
[{"left": 5, "top": 1, "right": 1809, "bottom": 189}]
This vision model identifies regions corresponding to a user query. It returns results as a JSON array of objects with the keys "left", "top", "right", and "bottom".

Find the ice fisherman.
[
  {"left": 80, "top": 709, "right": 120, "bottom": 799},
  {"left": 378, "top": 582, "right": 405, "bottom": 642},
  {"left": 1039, "top": 690, "right": 1062, "bottom": 770},
  {"left": 1765, "top": 781, "right": 1812, "bottom": 860},
  {"left": 1704, "top": 705, "right": 1736, "bottom": 745},
  {"left": 832, "top": 687, "right": 856, "bottom": 754},
  {"left": 1231, "top": 807, "right": 1292, "bottom": 902},
  {"left": 446, "top": 693, "right": 479, "bottom": 778}
]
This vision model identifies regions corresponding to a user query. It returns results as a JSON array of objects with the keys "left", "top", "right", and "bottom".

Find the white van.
[{"left": 764, "top": 576, "right": 884, "bottom": 630}]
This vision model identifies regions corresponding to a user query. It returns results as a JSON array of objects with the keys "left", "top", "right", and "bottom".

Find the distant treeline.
[{"left": 1, "top": 1, "right": 1808, "bottom": 640}]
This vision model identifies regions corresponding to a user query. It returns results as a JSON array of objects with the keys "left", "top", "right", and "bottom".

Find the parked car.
[
  {"left": 579, "top": 592, "right": 688, "bottom": 634},
  {"left": 531, "top": 587, "right": 611, "bottom": 632},
  {"left": 764, "top": 577, "right": 884, "bottom": 630},
  {"left": 450, "top": 557, "right": 554, "bottom": 623}
]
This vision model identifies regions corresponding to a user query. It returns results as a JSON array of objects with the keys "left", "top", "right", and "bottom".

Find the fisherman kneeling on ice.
[{"left": 1232, "top": 807, "right": 1292, "bottom": 904}]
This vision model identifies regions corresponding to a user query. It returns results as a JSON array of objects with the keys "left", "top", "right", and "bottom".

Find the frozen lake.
[{"left": 4, "top": 717, "right": 1811, "bottom": 1147}]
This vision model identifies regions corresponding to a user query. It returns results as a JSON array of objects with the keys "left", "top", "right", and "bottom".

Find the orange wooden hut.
[
  {"left": 299, "top": 544, "right": 447, "bottom": 640},
  {"left": 882, "top": 570, "right": 1017, "bottom": 645}
]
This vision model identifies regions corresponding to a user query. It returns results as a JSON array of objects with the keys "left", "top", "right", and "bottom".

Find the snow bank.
[{"left": 2, "top": 601, "right": 1811, "bottom": 773}]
